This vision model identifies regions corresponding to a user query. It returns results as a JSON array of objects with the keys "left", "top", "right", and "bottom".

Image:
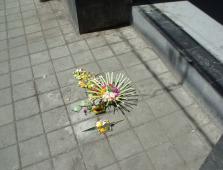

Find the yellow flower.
[
  {"left": 79, "top": 81, "right": 87, "bottom": 88},
  {"left": 86, "top": 81, "right": 95, "bottom": 90},
  {"left": 96, "top": 120, "right": 111, "bottom": 134},
  {"left": 98, "top": 127, "right": 107, "bottom": 134},
  {"left": 99, "top": 88, "right": 106, "bottom": 96},
  {"left": 73, "top": 68, "right": 94, "bottom": 82}
]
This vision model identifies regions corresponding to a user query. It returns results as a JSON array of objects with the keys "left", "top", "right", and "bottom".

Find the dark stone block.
[
  {"left": 200, "top": 135, "right": 223, "bottom": 170},
  {"left": 144, "top": 8, "right": 199, "bottom": 50},
  {"left": 161, "top": 22, "right": 199, "bottom": 50},
  {"left": 145, "top": 8, "right": 171, "bottom": 24},
  {"left": 186, "top": 47, "right": 223, "bottom": 85},
  {"left": 67, "top": 0, "right": 131, "bottom": 34}
]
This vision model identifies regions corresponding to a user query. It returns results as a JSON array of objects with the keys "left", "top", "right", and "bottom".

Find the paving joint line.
[
  {"left": 97, "top": 27, "right": 146, "bottom": 170},
  {"left": 3, "top": 0, "right": 23, "bottom": 169},
  {"left": 110, "top": 28, "right": 159, "bottom": 170},
  {"left": 36, "top": 2, "right": 88, "bottom": 170},
  {"left": 21, "top": 146, "right": 77, "bottom": 170},
  {"left": 21, "top": 0, "right": 56, "bottom": 169}
]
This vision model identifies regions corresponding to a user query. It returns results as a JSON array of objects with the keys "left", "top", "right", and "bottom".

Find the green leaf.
[
  {"left": 80, "top": 100, "right": 89, "bottom": 107},
  {"left": 87, "top": 104, "right": 92, "bottom": 110},
  {"left": 72, "top": 105, "right": 82, "bottom": 112},
  {"left": 82, "top": 126, "right": 97, "bottom": 132}
]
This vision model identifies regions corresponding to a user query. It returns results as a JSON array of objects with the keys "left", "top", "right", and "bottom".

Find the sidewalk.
[{"left": 0, "top": 0, "right": 222, "bottom": 170}]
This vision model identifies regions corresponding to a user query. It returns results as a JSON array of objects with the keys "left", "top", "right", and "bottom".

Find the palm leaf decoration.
[
  {"left": 87, "top": 72, "right": 138, "bottom": 115},
  {"left": 82, "top": 119, "right": 124, "bottom": 134}
]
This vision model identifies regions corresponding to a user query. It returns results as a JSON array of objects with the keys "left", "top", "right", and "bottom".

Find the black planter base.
[{"left": 67, "top": 0, "right": 132, "bottom": 34}]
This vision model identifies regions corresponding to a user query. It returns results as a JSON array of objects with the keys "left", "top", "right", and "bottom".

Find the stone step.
[{"left": 132, "top": 2, "right": 223, "bottom": 122}]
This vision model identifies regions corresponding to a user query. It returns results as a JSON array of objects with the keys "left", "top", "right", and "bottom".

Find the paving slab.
[
  {"left": 109, "top": 130, "right": 143, "bottom": 160},
  {"left": 19, "top": 135, "right": 49, "bottom": 167},
  {"left": 47, "top": 126, "right": 77, "bottom": 156},
  {"left": 17, "top": 114, "right": 43, "bottom": 141},
  {"left": 119, "top": 153, "right": 154, "bottom": 170},
  {"left": 14, "top": 96, "right": 40, "bottom": 120},
  {"left": 0, "top": 145, "right": 19, "bottom": 170},
  {"left": 53, "top": 149, "right": 86, "bottom": 170},
  {"left": 81, "top": 139, "right": 116, "bottom": 170},
  {"left": 0, "top": 104, "right": 13, "bottom": 126},
  {"left": 22, "top": 160, "right": 53, "bottom": 170},
  {"left": 0, "top": 123, "right": 16, "bottom": 149},
  {"left": 42, "top": 106, "right": 70, "bottom": 132}
]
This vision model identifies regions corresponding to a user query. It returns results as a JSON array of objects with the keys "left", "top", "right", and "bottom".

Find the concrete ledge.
[
  {"left": 154, "top": 1, "right": 223, "bottom": 63},
  {"left": 132, "top": 5, "right": 223, "bottom": 122}
]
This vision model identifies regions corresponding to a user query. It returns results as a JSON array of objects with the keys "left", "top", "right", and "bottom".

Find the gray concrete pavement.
[{"left": 0, "top": 0, "right": 222, "bottom": 169}]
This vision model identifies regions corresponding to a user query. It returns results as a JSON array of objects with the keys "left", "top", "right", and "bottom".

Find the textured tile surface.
[
  {"left": 39, "top": 90, "right": 63, "bottom": 112},
  {"left": 81, "top": 139, "right": 115, "bottom": 170},
  {"left": 0, "top": 123, "right": 16, "bottom": 149},
  {"left": 0, "top": 145, "right": 19, "bottom": 170},
  {"left": 0, "top": 104, "right": 13, "bottom": 126},
  {"left": 47, "top": 127, "right": 77, "bottom": 156},
  {"left": 0, "top": 1, "right": 219, "bottom": 170},
  {"left": 19, "top": 135, "right": 49, "bottom": 166},
  {"left": 109, "top": 130, "right": 143, "bottom": 160},
  {"left": 14, "top": 96, "right": 39, "bottom": 120},
  {"left": 42, "top": 106, "right": 69, "bottom": 132},
  {"left": 120, "top": 153, "right": 154, "bottom": 170},
  {"left": 135, "top": 121, "right": 169, "bottom": 149},
  {"left": 17, "top": 115, "right": 43, "bottom": 141}
]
